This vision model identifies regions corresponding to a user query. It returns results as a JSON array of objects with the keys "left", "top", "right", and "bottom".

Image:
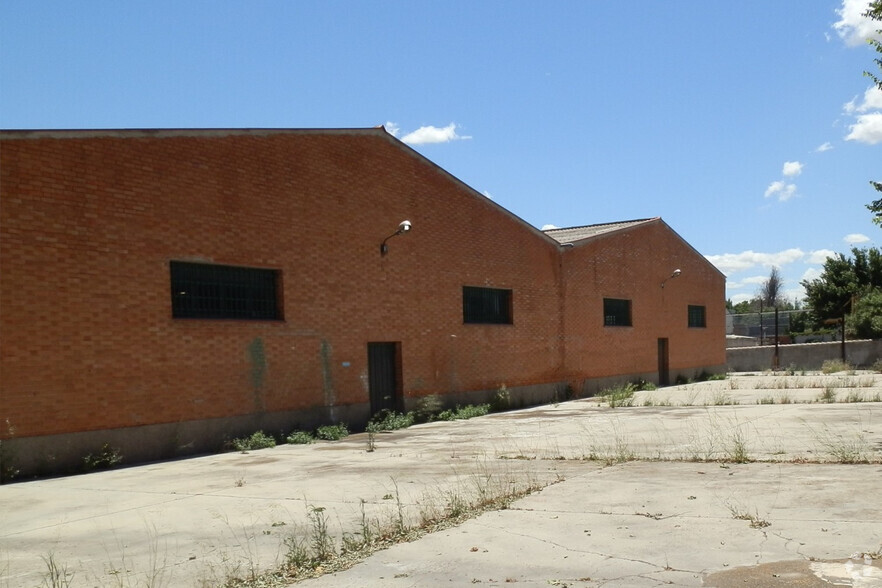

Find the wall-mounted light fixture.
[
  {"left": 380, "top": 220, "right": 412, "bottom": 256},
  {"left": 660, "top": 268, "right": 681, "bottom": 288}
]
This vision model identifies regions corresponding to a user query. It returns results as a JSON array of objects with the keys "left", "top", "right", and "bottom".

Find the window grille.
[
  {"left": 170, "top": 261, "right": 281, "bottom": 320},
  {"left": 603, "top": 298, "right": 632, "bottom": 326},
  {"left": 688, "top": 305, "right": 706, "bottom": 328},
  {"left": 463, "top": 286, "right": 513, "bottom": 324}
]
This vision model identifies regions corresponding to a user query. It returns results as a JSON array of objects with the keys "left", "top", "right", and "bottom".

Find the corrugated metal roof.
[{"left": 542, "top": 218, "right": 657, "bottom": 244}]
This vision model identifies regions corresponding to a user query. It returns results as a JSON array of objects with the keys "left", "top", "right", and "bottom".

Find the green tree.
[
  {"left": 802, "top": 246, "right": 882, "bottom": 330},
  {"left": 863, "top": 1, "right": 882, "bottom": 224},
  {"left": 847, "top": 288, "right": 882, "bottom": 338}
]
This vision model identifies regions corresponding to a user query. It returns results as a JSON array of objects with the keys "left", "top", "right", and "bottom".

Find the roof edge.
[{"left": 0, "top": 127, "right": 391, "bottom": 140}]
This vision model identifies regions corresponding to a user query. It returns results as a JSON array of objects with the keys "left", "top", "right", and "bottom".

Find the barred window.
[
  {"left": 170, "top": 261, "right": 281, "bottom": 320},
  {"left": 688, "top": 305, "right": 706, "bottom": 328},
  {"left": 463, "top": 286, "right": 512, "bottom": 324},
  {"left": 603, "top": 298, "right": 632, "bottom": 327}
]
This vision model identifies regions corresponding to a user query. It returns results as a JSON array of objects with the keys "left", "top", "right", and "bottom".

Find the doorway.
[
  {"left": 367, "top": 342, "right": 401, "bottom": 415},
  {"left": 657, "top": 338, "right": 670, "bottom": 387}
]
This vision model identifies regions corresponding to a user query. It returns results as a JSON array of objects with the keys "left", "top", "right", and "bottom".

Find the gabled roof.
[{"left": 542, "top": 218, "right": 658, "bottom": 244}]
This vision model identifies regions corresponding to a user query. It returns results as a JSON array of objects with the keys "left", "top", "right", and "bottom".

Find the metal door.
[
  {"left": 657, "top": 338, "right": 670, "bottom": 387},
  {"left": 368, "top": 342, "right": 400, "bottom": 415}
]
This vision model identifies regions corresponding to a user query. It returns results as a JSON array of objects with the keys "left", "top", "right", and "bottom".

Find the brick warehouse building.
[{"left": 0, "top": 128, "right": 725, "bottom": 477}]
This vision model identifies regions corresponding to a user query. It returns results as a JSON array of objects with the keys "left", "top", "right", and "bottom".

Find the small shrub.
[
  {"left": 872, "top": 358, "right": 882, "bottom": 373},
  {"left": 411, "top": 394, "right": 443, "bottom": 423},
  {"left": 844, "top": 390, "right": 865, "bottom": 403},
  {"left": 603, "top": 383, "right": 636, "bottom": 408},
  {"left": 707, "top": 372, "right": 728, "bottom": 381},
  {"left": 368, "top": 410, "right": 414, "bottom": 431},
  {"left": 435, "top": 404, "right": 490, "bottom": 421},
  {"left": 286, "top": 430, "right": 315, "bottom": 445},
  {"left": 818, "top": 386, "right": 837, "bottom": 403},
  {"left": 632, "top": 379, "right": 657, "bottom": 391},
  {"left": 490, "top": 384, "right": 511, "bottom": 412},
  {"left": 82, "top": 443, "right": 123, "bottom": 472},
  {"left": 315, "top": 424, "right": 349, "bottom": 441},
  {"left": 230, "top": 431, "right": 276, "bottom": 452},
  {"left": 822, "top": 359, "right": 851, "bottom": 374}
]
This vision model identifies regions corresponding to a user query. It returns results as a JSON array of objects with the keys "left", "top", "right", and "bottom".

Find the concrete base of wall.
[
  {"left": 3, "top": 365, "right": 730, "bottom": 481},
  {"left": 1, "top": 403, "right": 370, "bottom": 481},
  {"left": 577, "top": 364, "right": 728, "bottom": 397},
  {"left": 727, "top": 340, "right": 881, "bottom": 372}
]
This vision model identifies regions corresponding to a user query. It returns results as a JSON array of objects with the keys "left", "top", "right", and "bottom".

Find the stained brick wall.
[
  {"left": 0, "top": 129, "right": 724, "bottom": 457},
  {"left": 1, "top": 129, "right": 564, "bottom": 442},
  {"left": 561, "top": 220, "right": 726, "bottom": 390}
]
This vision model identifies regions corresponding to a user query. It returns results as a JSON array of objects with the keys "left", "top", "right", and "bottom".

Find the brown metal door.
[
  {"left": 658, "top": 338, "right": 670, "bottom": 387},
  {"left": 368, "top": 342, "right": 400, "bottom": 415}
]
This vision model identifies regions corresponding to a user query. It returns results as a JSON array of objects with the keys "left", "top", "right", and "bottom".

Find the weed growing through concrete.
[
  {"left": 81, "top": 443, "right": 123, "bottom": 472},
  {"left": 315, "top": 424, "right": 349, "bottom": 441},
  {"left": 41, "top": 552, "right": 74, "bottom": 588},
  {"left": 285, "top": 431, "right": 314, "bottom": 445},
  {"left": 724, "top": 426, "right": 752, "bottom": 463},
  {"left": 435, "top": 404, "right": 491, "bottom": 421},
  {"left": 818, "top": 387, "right": 837, "bottom": 403},
  {"left": 368, "top": 410, "right": 414, "bottom": 431},
  {"left": 810, "top": 424, "right": 871, "bottom": 463},
  {"left": 602, "top": 383, "right": 637, "bottom": 408},
  {"left": 223, "top": 469, "right": 555, "bottom": 586},
  {"left": 727, "top": 504, "right": 771, "bottom": 529},
  {"left": 230, "top": 431, "right": 276, "bottom": 452},
  {"left": 822, "top": 359, "right": 852, "bottom": 374}
]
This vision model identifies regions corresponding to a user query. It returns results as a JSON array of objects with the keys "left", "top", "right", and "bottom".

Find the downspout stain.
[
  {"left": 247, "top": 337, "right": 267, "bottom": 412},
  {"left": 320, "top": 339, "right": 336, "bottom": 414}
]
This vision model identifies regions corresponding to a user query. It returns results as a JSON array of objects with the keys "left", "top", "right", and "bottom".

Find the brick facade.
[{"left": 0, "top": 129, "right": 725, "bottom": 476}]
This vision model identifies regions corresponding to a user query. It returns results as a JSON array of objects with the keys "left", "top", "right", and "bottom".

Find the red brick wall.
[
  {"left": 1, "top": 130, "right": 565, "bottom": 439},
  {"left": 1, "top": 130, "right": 724, "bottom": 443},
  {"left": 561, "top": 220, "right": 726, "bottom": 381}
]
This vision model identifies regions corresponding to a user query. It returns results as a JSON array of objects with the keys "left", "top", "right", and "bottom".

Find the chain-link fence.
[{"left": 727, "top": 309, "right": 819, "bottom": 343}]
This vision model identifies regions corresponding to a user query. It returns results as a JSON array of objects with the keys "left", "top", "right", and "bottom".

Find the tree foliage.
[
  {"left": 847, "top": 288, "right": 882, "bottom": 338},
  {"left": 802, "top": 247, "right": 882, "bottom": 330},
  {"left": 757, "top": 266, "right": 784, "bottom": 307},
  {"left": 864, "top": 1, "right": 882, "bottom": 225}
]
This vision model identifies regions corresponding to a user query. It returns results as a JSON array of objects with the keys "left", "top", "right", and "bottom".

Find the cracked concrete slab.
[{"left": 1, "top": 373, "right": 880, "bottom": 587}]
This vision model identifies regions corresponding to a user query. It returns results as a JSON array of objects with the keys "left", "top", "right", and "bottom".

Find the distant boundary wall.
[{"left": 727, "top": 339, "right": 882, "bottom": 372}]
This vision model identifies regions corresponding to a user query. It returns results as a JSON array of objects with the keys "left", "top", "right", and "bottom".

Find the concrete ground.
[{"left": 1, "top": 372, "right": 881, "bottom": 587}]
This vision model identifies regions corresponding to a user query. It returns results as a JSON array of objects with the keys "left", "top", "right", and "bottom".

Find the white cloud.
[
  {"left": 815, "top": 142, "right": 834, "bottom": 152},
  {"left": 482, "top": 190, "right": 493, "bottom": 200},
  {"left": 801, "top": 267, "right": 823, "bottom": 283},
  {"left": 782, "top": 161, "right": 803, "bottom": 177},
  {"left": 729, "top": 293, "right": 754, "bottom": 304},
  {"left": 850, "top": 86, "right": 882, "bottom": 113},
  {"left": 705, "top": 248, "right": 805, "bottom": 275},
  {"left": 401, "top": 123, "right": 471, "bottom": 145},
  {"left": 833, "top": 0, "right": 882, "bottom": 47},
  {"left": 384, "top": 121, "right": 400, "bottom": 137},
  {"left": 845, "top": 112, "right": 882, "bottom": 144},
  {"left": 764, "top": 181, "right": 798, "bottom": 201},
  {"left": 807, "top": 249, "right": 837, "bottom": 264},
  {"left": 741, "top": 275, "right": 770, "bottom": 285},
  {"left": 844, "top": 233, "right": 871, "bottom": 244},
  {"left": 728, "top": 275, "right": 769, "bottom": 289},
  {"left": 782, "top": 286, "right": 805, "bottom": 303},
  {"left": 541, "top": 224, "right": 558, "bottom": 230}
]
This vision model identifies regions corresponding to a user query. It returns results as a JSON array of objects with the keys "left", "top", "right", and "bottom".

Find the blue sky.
[{"left": 2, "top": 1, "right": 880, "bottom": 304}]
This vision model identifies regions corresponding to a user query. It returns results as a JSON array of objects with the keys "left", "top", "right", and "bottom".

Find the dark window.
[
  {"left": 463, "top": 286, "right": 512, "bottom": 324},
  {"left": 170, "top": 261, "right": 281, "bottom": 320},
  {"left": 688, "top": 305, "right": 706, "bottom": 328},
  {"left": 603, "top": 298, "right": 632, "bottom": 326}
]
